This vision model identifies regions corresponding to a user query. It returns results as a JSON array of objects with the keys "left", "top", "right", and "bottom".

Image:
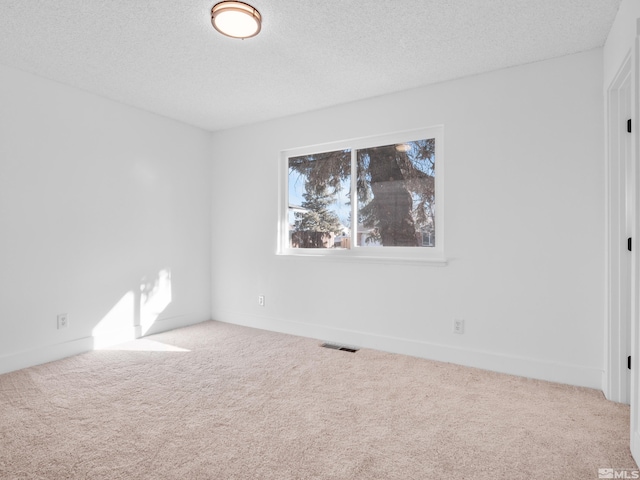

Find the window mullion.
[{"left": 350, "top": 149, "right": 357, "bottom": 249}]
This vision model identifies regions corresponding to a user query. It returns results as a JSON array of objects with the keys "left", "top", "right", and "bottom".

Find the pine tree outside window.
[{"left": 278, "top": 127, "right": 445, "bottom": 264}]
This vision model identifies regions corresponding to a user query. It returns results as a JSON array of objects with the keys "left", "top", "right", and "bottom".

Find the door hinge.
[
  {"left": 629, "top": 356, "right": 632, "bottom": 370},
  {"left": 628, "top": 237, "right": 632, "bottom": 252},
  {"left": 629, "top": 119, "right": 633, "bottom": 133}
]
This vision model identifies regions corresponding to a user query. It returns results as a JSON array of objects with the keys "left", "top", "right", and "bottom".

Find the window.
[{"left": 278, "top": 127, "right": 445, "bottom": 263}]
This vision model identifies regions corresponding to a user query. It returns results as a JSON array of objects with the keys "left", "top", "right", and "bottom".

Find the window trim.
[{"left": 277, "top": 126, "right": 446, "bottom": 264}]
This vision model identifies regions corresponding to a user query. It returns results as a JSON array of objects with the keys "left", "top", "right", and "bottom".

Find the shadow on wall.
[{"left": 92, "top": 269, "right": 172, "bottom": 349}]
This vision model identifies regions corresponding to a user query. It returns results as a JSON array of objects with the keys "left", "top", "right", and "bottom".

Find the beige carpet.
[{"left": 0, "top": 321, "right": 636, "bottom": 479}]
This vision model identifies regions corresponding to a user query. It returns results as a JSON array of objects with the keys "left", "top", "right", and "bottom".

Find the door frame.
[
  {"left": 630, "top": 33, "right": 640, "bottom": 464},
  {"left": 605, "top": 49, "right": 634, "bottom": 406}
]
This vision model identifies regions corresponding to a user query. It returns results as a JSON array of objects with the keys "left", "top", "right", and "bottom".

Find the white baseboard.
[
  {"left": 142, "top": 315, "right": 206, "bottom": 337},
  {"left": 0, "top": 315, "right": 209, "bottom": 376},
  {"left": 0, "top": 336, "right": 95, "bottom": 376},
  {"left": 1, "top": 311, "right": 602, "bottom": 390},
  {"left": 215, "top": 311, "right": 603, "bottom": 390}
]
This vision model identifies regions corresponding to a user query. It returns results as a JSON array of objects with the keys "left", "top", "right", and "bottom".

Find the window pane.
[
  {"left": 356, "top": 139, "right": 435, "bottom": 247},
  {"left": 288, "top": 150, "right": 351, "bottom": 249}
]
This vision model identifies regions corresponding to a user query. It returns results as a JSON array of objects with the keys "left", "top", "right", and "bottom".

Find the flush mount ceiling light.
[{"left": 211, "top": 1, "right": 262, "bottom": 39}]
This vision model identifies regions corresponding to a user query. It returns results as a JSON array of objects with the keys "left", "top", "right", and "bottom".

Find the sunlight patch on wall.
[
  {"left": 92, "top": 291, "right": 136, "bottom": 349},
  {"left": 92, "top": 269, "right": 173, "bottom": 350},
  {"left": 140, "top": 269, "right": 172, "bottom": 336}
]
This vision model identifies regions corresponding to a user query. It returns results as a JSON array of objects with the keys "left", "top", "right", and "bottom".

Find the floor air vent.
[{"left": 320, "top": 343, "right": 359, "bottom": 353}]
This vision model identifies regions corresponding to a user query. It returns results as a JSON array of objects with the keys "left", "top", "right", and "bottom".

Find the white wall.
[
  {"left": 211, "top": 49, "right": 605, "bottom": 389},
  {"left": 604, "top": 0, "right": 640, "bottom": 89},
  {"left": 0, "top": 65, "right": 212, "bottom": 373}
]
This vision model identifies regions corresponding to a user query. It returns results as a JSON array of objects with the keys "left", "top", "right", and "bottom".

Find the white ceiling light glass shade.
[{"left": 211, "top": 1, "right": 262, "bottom": 39}]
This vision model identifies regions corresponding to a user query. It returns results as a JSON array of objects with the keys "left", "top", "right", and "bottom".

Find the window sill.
[{"left": 276, "top": 250, "right": 448, "bottom": 266}]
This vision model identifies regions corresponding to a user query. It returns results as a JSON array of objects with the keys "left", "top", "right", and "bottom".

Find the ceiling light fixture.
[{"left": 211, "top": 1, "right": 262, "bottom": 39}]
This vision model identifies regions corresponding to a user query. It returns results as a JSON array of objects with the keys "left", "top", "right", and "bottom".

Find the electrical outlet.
[
  {"left": 57, "top": 313, "right": 69, "bottom": 330},
  {"left": 258, "top": 295, "right": 265, "bottom": 306},
  {"left": 453, "top": 318, "right": 464, "bottom": 334}
]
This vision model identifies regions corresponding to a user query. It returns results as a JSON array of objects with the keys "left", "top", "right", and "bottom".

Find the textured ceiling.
[{"left": 0, "top": 0, "right": 622, "bottom": 132}]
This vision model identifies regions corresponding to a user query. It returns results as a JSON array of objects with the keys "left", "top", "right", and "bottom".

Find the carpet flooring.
[{"left": 0, "top": 320, "right": 636, "bottom": 479}]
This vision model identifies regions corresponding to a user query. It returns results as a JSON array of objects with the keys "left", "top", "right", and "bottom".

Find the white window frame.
[{"left": 277, "top": 126, "right": 446, "bottom": 265}]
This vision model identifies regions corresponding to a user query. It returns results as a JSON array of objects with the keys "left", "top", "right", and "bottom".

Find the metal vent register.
[{"left": 320, "top": 343, "right": 359, "bottom": 353}]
